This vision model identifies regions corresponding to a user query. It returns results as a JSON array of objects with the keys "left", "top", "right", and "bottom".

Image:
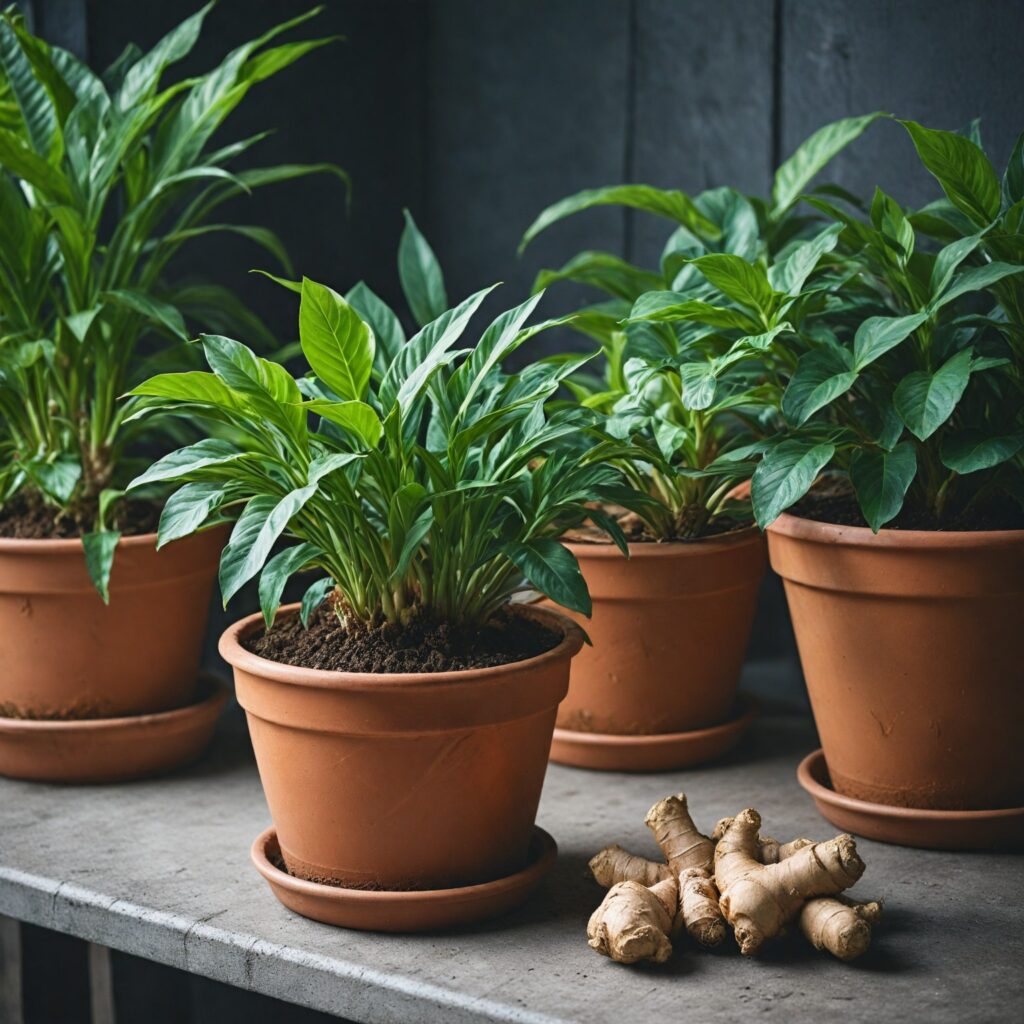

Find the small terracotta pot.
[
  {"left": 220, "top": 603, "right": 583, "bottom": 891},
  {"left": 552, "top": 529, "right": 767, "bottom": 736},
  {"left": 769, "top": 514, "right": 1024, "bottom": 810},
  {"left": 0, "top": 528, "right": 225, "bottom": 720}
]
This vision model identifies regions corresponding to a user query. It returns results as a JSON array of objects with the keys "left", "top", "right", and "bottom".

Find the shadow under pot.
[
  {"left": 769, "top": 514, "right": 1024, "bottom": 814},
  {"left": 547, "top": 528, "right": 767, "bottom": 772},
  {"left": 220, "top": 603, "right": 582, "bottom": 899},
  {"left": 0, "top": 528, "right": 226, "bottom": 781}
]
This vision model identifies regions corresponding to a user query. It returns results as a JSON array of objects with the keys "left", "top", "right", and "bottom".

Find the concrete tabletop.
[{"left": 0, "top": 709, "right": 1021, "bottom": 1024}]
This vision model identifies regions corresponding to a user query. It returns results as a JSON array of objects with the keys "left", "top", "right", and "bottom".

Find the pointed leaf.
[
  {"left": 299, "top": 277, "right": 375, "bottom": 401},
  {"left": 129, "top": 439, "right": 248, "bottom": 489},
  {"left": 157, "top": 481, "right": 233, "bottom": 549},
  {"left": 782, "top": 348, "right": 857, "bottom": 425},
  {"left": 751, "top": 440, "right": 835, "bottom": 527},
  {"left": 850, "top": 443, "right": 917, "bottom": 531},
  {"left": 853, "top": 313, "right": 929, "bottom": 370},
  {"left": 82, "top": 531, "right": 121, "bottom": 604},
  {"left": 893, "top": 348, "right": 974, "bottom": 441},
  {"left": 398, "top": 209, "right": 448, "bottom": 327},
  {"left": 300, "top": 576, "right": 334, "bottom": 626},
  {"left": 941, "top": 431, "right": 1024, "bottom": 474},
  {"left": 259, "top": 542, "right": 319, "bottom": 628},
  {"left": 503, "top": 538, "right": 591, "bottom": 616}
]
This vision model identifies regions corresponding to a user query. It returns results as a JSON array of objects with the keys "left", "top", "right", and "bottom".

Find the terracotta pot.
[
  {"left": 769, "top": 514, "right": 1024, "bottom": 810},
  {"left": 0, "top": 528, "right": 225, "bottom": 720},
  {"left": 220, "top": 603, "right": 583, "bottom": 891},
  {"left": 553, "top": 529, "right": 767, "bottom": 736}
]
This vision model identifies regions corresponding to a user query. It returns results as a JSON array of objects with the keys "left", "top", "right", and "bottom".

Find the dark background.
[{"left": 8, "top": 1, "right": 1024, "bottom": 1021}]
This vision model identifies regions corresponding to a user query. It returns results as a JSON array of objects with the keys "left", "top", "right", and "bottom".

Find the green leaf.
[
  {"left": 771, "top": 112, "right": 885, "bottom": 215},
  {"left": 1003, "top": 132, "right": 1024, "bottom": 206},
  {"left": 398, "top": 209, "right": 448, "bottom": 328},
  {"left": 751, "top": 440, "right": 835, "bottom": 527},
  {"left": 533, "top": 250, "right": 662, "bottom": 302},
  {"left": 850, "top": 442, "right": 917, "bottom": 531},
  {"left": 129, "top": 438, "right": 248, "bottom": 489},
  {"left": 299, "top": 277, "right": 375, "bottom": 401},
  {"left": 893, "top": 348, "right": 974, "bottom": 441},
  {"left": 929, "top": 231, "right": 986, "bottom": 299},
  {"left": 930, "top": 262, "right": 1024, "bottom": 312},
  {"left": 129, "top": 370, "right": 242, "bottom": 410},
  {"left": 303, "top": 399, "right": 382, "bottom": 448},
  {"left": 345, "top": 281, "right": 405, "bottom": 370},
  {"left": 0, "top": 126, "right": 72, "bottom": 201},
  {"left": 520, "top": 184, "right": 719, "bottom": 252},
  {"left": 782, "top": 348, "right": 858, "bottom": 425},
  {"left": 259, "top": 542, "right": 319, "bottom": 628},
  {"left": 0, "top": 18, "right": 58, "bottom": 157},
  {"left": 853, "top": 313, "right": 929, "bottom": 370},
  {"left": 65, "top": 307, "right": 102, "bottom": 343},
  {"left": 503, "top": 538, "right": 591, "bottom": 616},
  {"left": 627, "top": 293, "right": 761, "bottom": 332},
  {"left": 219, "top": 486, "right": 318, "bottom": 604},
  {"left": 300, "top": 576, "right": 334, "bottom": 627},
  {"left": 767, "top": 223, "right": 842, "bottom": 294},
  {"left": 82, "top": 531, "right": 121, "bottom": 604},
  {"left": 101, "top": 289, "right": 188, "bottom": 341},
  {"left": 689, "top": 254, "right": 775, "bottom": 314},
  {"left": 900, "top": 120, "right": 1001, "bottom": 226},
  {"left": 24, "top": 457, "right": 81, "bottom": 504},
  {"left": 941, "top": 430, "right": 1024, "bottom": 474},
  {"left": 157, "top": 481, "right": 233, "bottom": 549},
  {"left": 679, "top": 363, "right": 717, "bottom": 410}
]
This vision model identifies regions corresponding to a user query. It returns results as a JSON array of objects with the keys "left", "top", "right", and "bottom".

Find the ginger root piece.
[
  {"left": 679, "top": 868, "right": 726, "bottom": 948},
  {"left": 587, "top": 877, "right": 679, "bottom": 965},
  {"left": 645, "top": 793, "right": 715, "bottom": 873},
  {"left": 589, "top": 844, "right": 672, "bottom": 887},
  {"left": 712, "top": 817, "right": 812, "bottom": 864},
  {"left": 799, "top": 897, "right": 883, "bottom": 961},
  {"left": 715, "top": 808, "right": 865, "bottom": 956}
]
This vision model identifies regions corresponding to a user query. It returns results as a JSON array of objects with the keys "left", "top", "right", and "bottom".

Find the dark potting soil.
[
  {"left": 0, "top": 493, "right": 162, "bottom": 540},
  {"left": 244, "top": 604, "right": 561, "bottom": 674},
  {"left": 791, "top": 480, "right": 1024, "bottom": 532}
]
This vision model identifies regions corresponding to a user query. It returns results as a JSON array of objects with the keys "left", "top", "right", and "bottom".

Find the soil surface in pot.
[
  {"left": 565, "top": 508, "right": 753, "bottom": 544},
  {"left": 244, "top": 605, "right": 560, "bottom": 674},
  {"left": 0, "top": 493, "right": 162, "bottom": 539},
  {"left": 792, "top": 480, "right": 1024, "bottom": 532}
]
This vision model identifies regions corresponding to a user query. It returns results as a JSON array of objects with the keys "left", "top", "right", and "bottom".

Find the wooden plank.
[
  {"left": 630, "top": 0, "right": 776, "bottom": 267},
  {"left": 0, "top": 916, "right": 24, "bottom": 1024},
  {"left": 779, "top": 0, "right": 1024, "bottom": 208},
  {"left": 425, "top": 0, "right": 632, "bottom": 328}
]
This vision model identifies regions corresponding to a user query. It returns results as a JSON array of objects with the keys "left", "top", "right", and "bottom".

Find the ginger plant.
[{"left": 586, "top": 792, "right": 882, "bottom": 965}]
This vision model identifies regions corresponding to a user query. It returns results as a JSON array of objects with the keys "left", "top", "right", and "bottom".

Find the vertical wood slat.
[
  {"left": 88, "top": 944, "right": 116, "bottom": 1024},
  {"left": 778, "top": 0, "right": 1024, "bottom": 208},
  {"left": 0, "top": 916, "right": 25, "bottom": 1024},
  {"left": 425, "top": 0, "right": 632, "bottom": 327},
  {"left": 629, "top": 0, "right": 777, "bottom": 268}
]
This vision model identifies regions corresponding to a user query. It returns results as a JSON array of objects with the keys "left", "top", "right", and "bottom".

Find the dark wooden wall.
[{"left": 5, "top": 6, "right": 1022, "bottom": 1014}]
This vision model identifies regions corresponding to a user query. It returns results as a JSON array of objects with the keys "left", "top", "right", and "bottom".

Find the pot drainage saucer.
[
  {"left": 549, "top": 693, "right": 758, "bottom": 772},
  {"left": 0, "top": 673, "right": 228, "bottom": 784},
  {"left": 797, "top": 748, "right": 1024, "bottom": 851},
  {"left": 251, "top": 825, "right": 557, "bottom": 932}
]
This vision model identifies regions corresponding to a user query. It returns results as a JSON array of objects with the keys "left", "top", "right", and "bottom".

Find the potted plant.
[
  {"left": 517, "top": 115, "right": 881, "bottom": 771},
  {"left": 0, "top": 5, "right": 345, "bottom": 781},
  {"left": 127, "top": 237, "right": 647, "bottom": 927},
  {"left": 687, "top": 119, "right": 1023, "bottom": 840}
]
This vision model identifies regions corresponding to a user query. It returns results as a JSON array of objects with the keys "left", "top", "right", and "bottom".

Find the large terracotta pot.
[
  {"left": 220, "top": 603, "right": 583, "bottom": 890},
  {"left": 769, "top": 514, "right": 1024, "bottom": 810},
  {"left": 0, "top": 528, "right": 225, "bottom": 720},
  {"left": 554, "top": 529, "right": 767, "bottom": 735}
]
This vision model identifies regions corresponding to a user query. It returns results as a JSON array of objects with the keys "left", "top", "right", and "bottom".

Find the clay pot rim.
[
  {"left": 0, "top": 672, "right": 229, "bottom": 735},
  {"left": 562, "top": 523, "right": 763, "bottom": 558},
  {"left": 220, "top": 602, "right": 586, "bottom": 690},
  {"left": 0, "top": 523, "right": 230, "bottom": 555},
  {"left": 770, "top": 511, "right": 1024, "bottom": 549},
  {"left": 251, "top": 824, "right": 557, "bottom": 906},
  {"left": 797, "top": 748, "right": 1024, "bottom": 822}
]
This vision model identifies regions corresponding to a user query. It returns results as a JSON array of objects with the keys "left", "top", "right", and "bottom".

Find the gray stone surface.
[{"left": 1, "top": 710, "right": 1021, "bottom": 1024}]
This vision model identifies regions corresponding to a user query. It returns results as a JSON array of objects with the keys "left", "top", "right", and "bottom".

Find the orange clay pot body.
[
  {"left": 220, "top": 603, "right": 583, "bottom": 890},
  {"left": 769, "top": 514, "right": 1024, "bottom": 810},
  {"left": 553, "top": 529, "right": 767, "bottom": 735},
  {"left": 0, "top": 529, "right": 224, "bottom": 719}
]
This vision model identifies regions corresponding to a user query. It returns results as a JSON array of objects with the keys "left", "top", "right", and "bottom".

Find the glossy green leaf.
[
  {"left": 900, "top": 120, "right": 1001, "bottom": 226},
  {"left": 503, "top": 538, "right": 591, "bottom": 616},
  {"left": 299, "top": 277, "right": 375, "bottom": 401},
  {"left": 850, "top": 442, "right": 917, "bottom": 531},
  {"left": 0, "top": 18, "right": 58, "bottom": 157},
  {"left": 303, "top": 399, "right": 382, "bottom": 448},
  {"left": 345, "top": 281, "right": 405, "bottom": 370},
  {"left": 129, "top": 438, "right": 248, "bottom": 489},
  {"left": 941, "top": 430, "right": 1024, "bottom": 474},
  {"left": 157, "top": 481, "right": 233, "bottom": 548},
  {"left": 258, "top": 542, "right": 319, "bottom": 628},
  {"left": 930, "top": 262, "right": 1024, "bottom": 311},
  {"left": 689, "top": 254, "right": 775, "bottom": 314},
  {"left": 82, "top": 531, "right": 121, "bottom": 604},
  {"left": 782, "top": 348, "right": 858, "bottom": 425},
  {"left": 299, "top": 576, "right": 334, "bottom": 627},
  {"left": 101, "top": 289, "right": 188, "bottom": 341},
  {"left": 751, "top": 440, "right": 835, "bottom": 527},
  {"left": 853, "top": 313, "right": 929, "bottom": 370},
  {"left": 398, "top": 209, "right": 448, "bottom": 328},
  {"left": 893, "top": 348, "right": 974, "bottom": 441}
]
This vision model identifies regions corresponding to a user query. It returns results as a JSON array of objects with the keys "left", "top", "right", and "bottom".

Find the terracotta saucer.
[
  {"left": 251, "top": 825, "right": 557, "bottom": 932},
  {"left": 797, "top": 748, "right": 1024, "bottom": 851},
  {"left": 0, "top": 673, "right": 229, "bottom": 784},
  {"left": 549, "top": 693, "right": 758, "bottom": 772}
]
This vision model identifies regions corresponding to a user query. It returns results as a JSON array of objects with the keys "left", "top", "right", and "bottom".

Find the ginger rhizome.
[
  {"left": 586, "top": 793, "right": 881, "bottom": 965},
  {"left": 587, "top": 878, "right": 678, "bottom": 964}
]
